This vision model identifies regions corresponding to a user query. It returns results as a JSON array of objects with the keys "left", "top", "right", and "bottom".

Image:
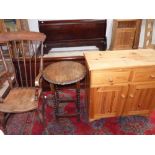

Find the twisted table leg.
[{"left": 76, "top": 81, "right": 80, "bottom": 121}]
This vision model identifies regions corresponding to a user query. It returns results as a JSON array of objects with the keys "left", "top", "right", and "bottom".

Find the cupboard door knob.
[
  {"left": 150, "top": 74, "right": 155, "bottom": 78},
  {"left": 129, "top": 94, "right": 134, "bottom": 98},
  {"left": 121, "top": 94, "right": 126, "bottom": 98},
  {"left": 108, "top": 77, "right": 113, "bottom": 83},
  {"left": 97, "top": 87, "right": 104, "bottom": 92}
]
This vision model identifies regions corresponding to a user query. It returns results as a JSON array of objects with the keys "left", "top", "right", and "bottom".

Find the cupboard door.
[
  {"left": 110, "top": 20, "right": 142, "bottom": 50},
  {"left": 89, "top": 85, "right": 128, "bottom": 121},
  {"left": 113, "top": 28, "right": 136, "bottom": 50},
  {"left": 124, "top": 82, "right": 155, "bottom": 115}
]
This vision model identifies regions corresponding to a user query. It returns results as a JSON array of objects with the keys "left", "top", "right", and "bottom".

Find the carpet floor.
[{"left": 3, "top": 89, "right": 155, "bottom": 135}]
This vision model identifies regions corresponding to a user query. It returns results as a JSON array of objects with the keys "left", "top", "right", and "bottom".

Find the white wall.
[
  {"left": 28, "top": 19, "right": 155, "bottom": 49},
  {"left": 106, "top": 19, "right": 113, "bottom": 49},
  {"left": 28, "top": 19, "right": 39, "bottom": 32}
]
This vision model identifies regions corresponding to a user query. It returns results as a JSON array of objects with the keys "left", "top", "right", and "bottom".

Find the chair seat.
[{"left": 0, "top": 88, "right": 39, "bottom": 113}]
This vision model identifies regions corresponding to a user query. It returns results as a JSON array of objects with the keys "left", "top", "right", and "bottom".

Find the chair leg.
[
  {"left": 53, "top": 84, "right": 60, "bottom": 121},
  {"left": 2, "top": 120, "right": 7, "bottom": 134},
  {"left": 42, "top": 95, "right": 46, "bottom": 124},
  {"left": 1, "top": 113, "right": 6, "bottom": 134},
  {"left": 1, "top": 113, "right": 11, "bottom": 134},
  {"left": 36, "top": 109, "right": 49, "bottom": 134},
  {"left": 76, "top": 82, "right": 81, "bottom": 121}
]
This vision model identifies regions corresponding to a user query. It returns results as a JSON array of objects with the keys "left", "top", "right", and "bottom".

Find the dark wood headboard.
[{"left": 38, "top": 20, "right": 107, "bottom": 54}]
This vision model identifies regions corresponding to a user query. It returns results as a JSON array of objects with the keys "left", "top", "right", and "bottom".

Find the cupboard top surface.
[{"left": 84, "top": 49, "right": 155, "bottom": 70}]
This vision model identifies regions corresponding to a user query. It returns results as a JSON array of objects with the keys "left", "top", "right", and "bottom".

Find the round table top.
[{"left": 43, "top": 61, "right": 86, "bottom": 85}]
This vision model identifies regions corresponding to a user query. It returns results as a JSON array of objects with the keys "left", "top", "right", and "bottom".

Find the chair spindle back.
[{"left": 0, "top": 32, "right": 46, "bottom": 88}]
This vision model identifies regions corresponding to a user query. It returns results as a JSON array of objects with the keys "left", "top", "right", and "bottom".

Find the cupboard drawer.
[
  {"left": 91, "top": 70, "right": 130, "bottom": 86},
  {"left": 132, "top": 69, "right": 155, "bottom": 82}
]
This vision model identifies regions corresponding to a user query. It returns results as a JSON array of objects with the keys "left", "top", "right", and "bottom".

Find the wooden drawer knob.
[
  {"left": 121, "top": 94, "right": 126, "bottom": 98},
  {"left": 108, "top": 77, "right": 113, "bottom": 83},
  {"left": 150, "top": 74, "right": 155, "bottom": 78},
  {"left": 129, "top": 94, "right": 134, "bottom": 98}
]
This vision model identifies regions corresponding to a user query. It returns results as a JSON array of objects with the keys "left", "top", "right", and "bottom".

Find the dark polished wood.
[
  {"left": 37, "top": 20, "right": 107, "bottom": 90},
  {"left": 38, "top": 19, "right": 107, "bottom": 53}
]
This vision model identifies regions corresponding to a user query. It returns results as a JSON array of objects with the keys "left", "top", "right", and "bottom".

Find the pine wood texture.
[
  {"left": 43, "top": 61, "right": 86, "bottom": 85},
  {"left": 110, "top": 19, "right": 142, "bottom": 50},
  {"left": 91, "top": 70, "right": 130, "bottom": 87},
  {"left": 132, "top": 68, "right": 155, "bottom": 82},
  {"left": 90, "top": 85, "right": 128, "bottom": 120},
  {"left": 84, "top": 49, "right": 155, "bottom": 121},
  {"left": 84, "top": 49, "right": 155, "bottom": 70},
  {"left": 123, "top": 82, "right": 155, "bottom": 115}
]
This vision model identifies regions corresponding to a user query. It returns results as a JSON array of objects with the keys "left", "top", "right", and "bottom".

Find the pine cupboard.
[{"left": 84, "top": 49, "right": 155, "bottom": 121}]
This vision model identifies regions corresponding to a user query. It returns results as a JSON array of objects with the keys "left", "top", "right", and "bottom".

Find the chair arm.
[
  {"left": 0, "top": 97, "right": 4, "bottom": 103},
  {"left": 35, "top": 72, "right": 43, "bottom": 100},
  {"left": 35, "top": 72, "right": 43, "bottom": 87},
  {"left": 35, "top": 88, "right": 42, "bottom": 101}
]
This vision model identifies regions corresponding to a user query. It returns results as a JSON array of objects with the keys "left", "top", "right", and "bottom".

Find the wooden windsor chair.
[{"left": 0, "top": 31, "right": 47, "bottom": 134}]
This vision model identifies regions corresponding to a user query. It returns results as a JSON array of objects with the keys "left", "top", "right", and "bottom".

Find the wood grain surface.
[
  {"left": 84, "top": 49, "right": 155, "bottom": 70},
  {"left": 85, "top": 49, "right": 155, "bottom": 121},
  {"left": 43, "top": 61, "right": 86, "bottom": 85}
]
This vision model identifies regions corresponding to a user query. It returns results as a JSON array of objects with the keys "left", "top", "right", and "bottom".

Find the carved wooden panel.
[{"left": 110, "top": 19, "right": 142, "bottom": 50}]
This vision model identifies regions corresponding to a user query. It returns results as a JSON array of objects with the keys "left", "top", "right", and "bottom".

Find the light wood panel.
[
  {"left": 84, "top": 49, "right": 155, "bottom": 70},
  {"left": 90, "top": 85, "right": 128, "bottom": 121},
  {"left": 110, "top": 19, "right": 142, "bottom": 50},
  {"left": 132, "top": 68, "right": 155, "bottom": 82},
  {"left": 91, "top": 69, "right": 130, "bottom": 87},
  {"left": 112, "top": 28, "right": 136, "bottom": 50},
  {"left": 84, "top": 49, "right": 155, "bottom": 121},
  {"left": 123, "top": 82, "right": 155, "bottom": 115}
]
